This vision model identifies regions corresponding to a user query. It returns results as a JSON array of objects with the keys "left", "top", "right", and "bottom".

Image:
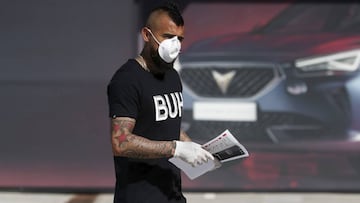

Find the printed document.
[{"left": 169, "top": 129, "right": 249, "bottom": 180}]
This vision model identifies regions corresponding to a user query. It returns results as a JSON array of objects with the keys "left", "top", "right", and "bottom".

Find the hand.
[
  {"left": 173, "top": 141, "right": 214, "bottom": 167},
  {"left": 212, "top": 158, "right": 222, "bottom": 170}
]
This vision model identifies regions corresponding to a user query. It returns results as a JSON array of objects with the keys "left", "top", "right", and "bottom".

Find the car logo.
[{"left": 211, "top": 70, "right": 236, "bottom": 94}]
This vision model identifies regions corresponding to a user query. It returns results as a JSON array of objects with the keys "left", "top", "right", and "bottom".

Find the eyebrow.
[{"left": 162, "top": 33, "right": 184, "bottom": 42}]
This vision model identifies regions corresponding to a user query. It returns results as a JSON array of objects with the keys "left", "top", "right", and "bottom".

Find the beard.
[{"left": 149, "top": 47, "right": 174, "bottom": 79}]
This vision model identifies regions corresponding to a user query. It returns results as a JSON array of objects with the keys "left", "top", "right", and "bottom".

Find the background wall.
[{"left": 0, "top": 0, "right": 137, "bottom": 190}]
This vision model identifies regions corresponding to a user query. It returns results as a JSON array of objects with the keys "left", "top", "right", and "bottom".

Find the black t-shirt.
[{"left": 107, "top": 59, "right": 186, "bottom": 203}]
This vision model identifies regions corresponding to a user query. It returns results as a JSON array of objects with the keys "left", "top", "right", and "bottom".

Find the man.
[{"left": 107, "top": 3, "right": 214, "bottom": 203}]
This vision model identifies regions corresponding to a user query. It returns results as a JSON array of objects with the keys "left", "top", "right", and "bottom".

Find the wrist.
[{"left": 171, "top": 140, "right": 177, "bottom": 157}]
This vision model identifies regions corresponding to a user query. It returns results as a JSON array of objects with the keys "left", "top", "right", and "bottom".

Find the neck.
[
  {"left": 135, "top": 55, "right": 150, "bottom": 72},
  {"left": 140, "top": 50, "right": 174, "bottom": 76}
]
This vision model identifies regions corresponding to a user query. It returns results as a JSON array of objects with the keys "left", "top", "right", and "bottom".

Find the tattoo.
[
  {"left": 110, "top": 117, "right": 175, "bottom": 159},
  {"left": 112, "top": 118, "right": 134, "bottom": 145}
]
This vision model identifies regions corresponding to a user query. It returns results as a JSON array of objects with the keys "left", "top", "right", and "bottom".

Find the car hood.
[{"left": 181, "top": 33, "right": 360, "bottom": 63}]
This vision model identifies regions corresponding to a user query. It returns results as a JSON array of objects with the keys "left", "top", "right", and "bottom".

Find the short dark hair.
[{"left": 149, "top": 1, "right": 184, "bottom": 26}]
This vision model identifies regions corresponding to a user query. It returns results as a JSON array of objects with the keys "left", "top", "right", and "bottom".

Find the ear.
[{"left": 141, "top": 27, "right": 150, "bottom": 42}]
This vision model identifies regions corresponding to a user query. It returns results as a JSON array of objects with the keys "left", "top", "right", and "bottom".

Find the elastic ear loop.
[{"left": 145, "top": 27, "right": 161, "bottom": 45}]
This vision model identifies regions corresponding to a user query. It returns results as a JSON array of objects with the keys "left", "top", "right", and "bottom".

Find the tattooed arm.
[{"left": 111, "top": 117, "right": 176, "bottom": 159}]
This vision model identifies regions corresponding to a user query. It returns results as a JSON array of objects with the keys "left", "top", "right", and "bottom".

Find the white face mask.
[{"left": 146, "top": 28, "right": 181, "bottom": 63}]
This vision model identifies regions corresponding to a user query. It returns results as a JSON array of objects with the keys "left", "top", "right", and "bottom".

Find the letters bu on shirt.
[{"left": 153, "top": 92, "right": 183, "bottom": 121}]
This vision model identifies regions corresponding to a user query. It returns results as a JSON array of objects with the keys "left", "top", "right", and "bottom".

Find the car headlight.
[{"left": 295, "top": 49, "right": 360, "bottom": 76}]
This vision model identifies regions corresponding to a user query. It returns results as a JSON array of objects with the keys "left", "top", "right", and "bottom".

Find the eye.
[
  {"left": 163, "top": 34, "right": 176, "bottom": 39},
  {"left": 162, "top": 33, "right": 184, "bottom": 42}
]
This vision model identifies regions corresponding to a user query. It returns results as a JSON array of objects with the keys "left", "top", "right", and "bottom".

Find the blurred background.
[{"left": 1, "top": 0, "right": 360, "bottom": 202}]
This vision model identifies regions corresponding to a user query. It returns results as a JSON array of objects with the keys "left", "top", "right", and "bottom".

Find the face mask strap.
[{"left": 145, "top": 27, "right": 161, "bottom": 45}]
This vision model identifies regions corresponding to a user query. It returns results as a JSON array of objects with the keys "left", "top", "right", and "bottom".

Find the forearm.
[
  {"left": 111, "top": 119, "right": 214, "bottom": 166},
  {"left": 112, "top": 133, "right": 176, "bottom": 158},
  {"left": 111, "top": 117, "right": 176, "bottom": 159}
]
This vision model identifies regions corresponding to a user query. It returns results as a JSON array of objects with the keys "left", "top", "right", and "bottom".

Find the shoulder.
[
  {"left": 110, "top": 59, "right": 139, "bottom": 81},
  {"left": 107, "top": 59, "right": 142, "bottom": 93}
]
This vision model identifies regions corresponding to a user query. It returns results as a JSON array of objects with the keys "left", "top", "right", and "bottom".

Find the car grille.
[
  {"left": 183, "top": 112, "right": 326, "bottom": 143},
  {"left": 180, "top": 66, "right": 275, "bottom": 98}
]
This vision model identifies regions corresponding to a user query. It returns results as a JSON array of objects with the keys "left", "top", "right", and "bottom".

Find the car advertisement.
[{"left": 173, "top": 1, "right": 360, "bottom": 191}]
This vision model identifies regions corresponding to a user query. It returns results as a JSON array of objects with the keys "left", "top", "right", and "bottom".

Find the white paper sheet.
[{"left": 169, "top": 129, "right": 249, "bottom": 180}]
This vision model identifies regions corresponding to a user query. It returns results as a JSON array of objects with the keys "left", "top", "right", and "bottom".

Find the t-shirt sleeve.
[{"left": 107, "top": 79, "right": 139, "bottom": 119}]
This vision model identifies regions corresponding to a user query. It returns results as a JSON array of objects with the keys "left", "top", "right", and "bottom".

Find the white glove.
[
  {"left": 173, "top": 141, "right": 214, "bottom": 167},
  {"left": 212, "top": 157, "right": 222, "bottom": 170}
]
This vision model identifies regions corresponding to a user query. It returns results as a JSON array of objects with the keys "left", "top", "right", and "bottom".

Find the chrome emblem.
[{"left": 211, "top": 70, "right": 236, "bottom": 94}]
